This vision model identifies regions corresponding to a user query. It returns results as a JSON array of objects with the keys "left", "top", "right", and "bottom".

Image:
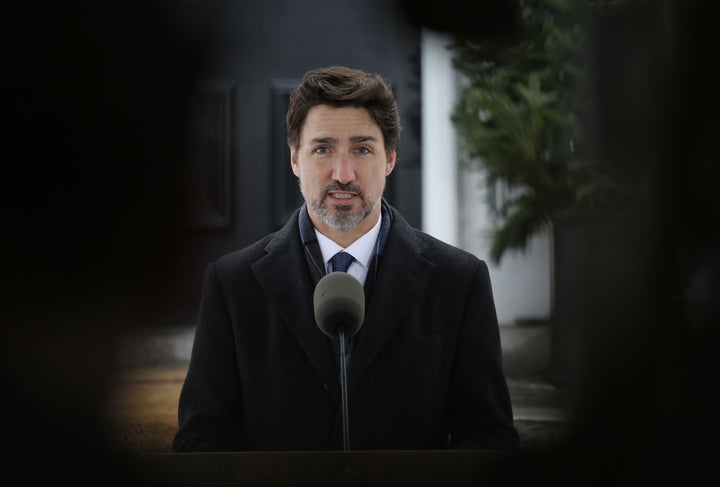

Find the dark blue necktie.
[
  {"left": 329, "top": 251, "right": 355, "bottom": 375},
  {"left": 330, "top": 251, "right": 354, "bottom": 273}
]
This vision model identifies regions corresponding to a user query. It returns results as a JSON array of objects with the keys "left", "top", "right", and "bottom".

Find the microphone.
[
  {"left": 313, "top": 271, "right": 365, "bottom": 338},
  {"left": 313, "top": 271, "right": 365, "bottom": 451}
]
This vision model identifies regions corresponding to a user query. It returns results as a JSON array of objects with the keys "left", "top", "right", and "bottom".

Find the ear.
[
  {"left": 290, "top": 146, "right": 300, "bottom": 178},
  {"left": 385, "top": 149, "right": 397, "bottom": 176}
]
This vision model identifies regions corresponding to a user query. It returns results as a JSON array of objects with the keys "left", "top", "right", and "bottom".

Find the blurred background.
[{"left": 5, "top": 0, "right": 718, "bottom": 483}]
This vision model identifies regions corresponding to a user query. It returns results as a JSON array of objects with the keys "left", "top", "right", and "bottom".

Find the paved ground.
[{"left": 104, "top": 323, "right": 571, "bottom": 453}]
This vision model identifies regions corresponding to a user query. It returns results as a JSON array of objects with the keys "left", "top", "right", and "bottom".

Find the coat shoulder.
[
  {"left": 215, "top": 234, "right": 273, "bottom": 270},
  {"left": 417, "top": 231, "right": 483, "bottom": 267},
  {"left": 211, "top": 209, "right": 301, "bottom": 279},
  {"left": 391, "top": 210, "right": 486, "bottom": 274}
]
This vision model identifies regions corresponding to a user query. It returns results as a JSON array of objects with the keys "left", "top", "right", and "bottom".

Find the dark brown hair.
[{"left": 286, "top": 66, "right": 401, "bottom": 154}]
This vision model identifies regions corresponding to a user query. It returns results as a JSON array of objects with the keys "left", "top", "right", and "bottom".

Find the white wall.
[
  {"left": 421, "top": 29, "right": 459, "bottom": 247},
  {"left": 421, "top": 30, "right": 551, "bottom": 325}
]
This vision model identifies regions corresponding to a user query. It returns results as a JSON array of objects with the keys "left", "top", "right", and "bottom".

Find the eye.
[
  {"left": 355, "top": 147, "right": 371, "bottom": 155},
  {"left": 314, "top": 146, "right": 330, "bottom": 155}
]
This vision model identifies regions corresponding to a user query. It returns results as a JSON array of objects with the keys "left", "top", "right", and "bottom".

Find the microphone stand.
[
  {"left": 338, "top": 326, "right": 360, "bottom": 484},
  {"left": 338, "top": 326, "right": 350, "bottom": 451}
]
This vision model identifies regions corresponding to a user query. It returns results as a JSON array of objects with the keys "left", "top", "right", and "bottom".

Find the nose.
[{"left": 331, "top": 154, "right": 355, "bottom": 184}]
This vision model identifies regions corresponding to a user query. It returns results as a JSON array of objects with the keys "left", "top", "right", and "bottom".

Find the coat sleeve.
[
  {"left": 448, "top": 260, "right": 520, "bottom": 450},
  {"left": 172, "top": 262, "right": 244, "bottom": 452}
]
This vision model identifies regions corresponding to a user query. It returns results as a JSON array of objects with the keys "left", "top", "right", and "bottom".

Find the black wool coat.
[{"left": 173, "top": 203, "right": 519, "bottom": 452}]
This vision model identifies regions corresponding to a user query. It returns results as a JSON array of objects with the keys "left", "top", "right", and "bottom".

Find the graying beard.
[{"left": 318, "top": 205, "right": 367, "bottom": 230}]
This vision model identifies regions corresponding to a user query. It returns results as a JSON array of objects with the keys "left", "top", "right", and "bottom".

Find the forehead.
[{"left": 301, "top": 105, "right": 382, "bottom": 142}]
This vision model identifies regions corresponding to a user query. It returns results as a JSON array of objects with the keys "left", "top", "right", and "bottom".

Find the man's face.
[{"left": 291, "top": 105, "right": 396, "bottom": 234}]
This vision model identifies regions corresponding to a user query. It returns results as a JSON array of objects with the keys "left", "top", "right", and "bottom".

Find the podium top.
[{"left": 134, "top": 450, "right": 509, "bottom": 486}]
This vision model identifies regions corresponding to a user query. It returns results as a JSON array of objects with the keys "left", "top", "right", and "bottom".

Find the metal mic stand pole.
[{"left": 339, "top": 326, "right": 350, "bottom": 451}]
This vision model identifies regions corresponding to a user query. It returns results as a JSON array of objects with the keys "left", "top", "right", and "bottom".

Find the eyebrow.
[{"left": 309, "top": 135, "right": 379, "bottom": 145}]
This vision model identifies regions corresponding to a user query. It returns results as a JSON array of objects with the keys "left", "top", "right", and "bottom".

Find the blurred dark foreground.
[{"left": 3, "top": 1, "right": 719, "bottom": 484}]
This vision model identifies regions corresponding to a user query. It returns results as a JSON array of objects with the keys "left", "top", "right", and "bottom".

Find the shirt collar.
[{"left": 314, "top": 212, "right": 383, "bottom": 271}]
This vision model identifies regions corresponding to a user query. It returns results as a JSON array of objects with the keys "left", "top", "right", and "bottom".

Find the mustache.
[{"left": 324, "top": 182, "right": 362, "bottom": 194}]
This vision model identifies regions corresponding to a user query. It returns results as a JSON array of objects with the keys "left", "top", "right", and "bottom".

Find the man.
[{"left": 173, "top": 66, "right": 519, "bottom": 451}]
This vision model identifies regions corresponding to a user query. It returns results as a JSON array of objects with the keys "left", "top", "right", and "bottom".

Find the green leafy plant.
[{"left": 450, "top": 0, "right": 634, "bottom": 263}]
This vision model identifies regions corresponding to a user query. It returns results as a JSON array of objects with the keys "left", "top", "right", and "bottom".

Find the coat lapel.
[
  {"left": 348, "top": 210, "right": 436, "bottom": 391},
  {"left": 251, "top": 212, "right": 341, "bottom": 401}
]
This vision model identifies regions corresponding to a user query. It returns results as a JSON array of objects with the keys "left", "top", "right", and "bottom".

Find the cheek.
[
  {"left": 297, "top": 168, "right": 324, "bottom": 195},
  {"left": 296, "top": 165, "right": 316, "bottom": 184}
]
